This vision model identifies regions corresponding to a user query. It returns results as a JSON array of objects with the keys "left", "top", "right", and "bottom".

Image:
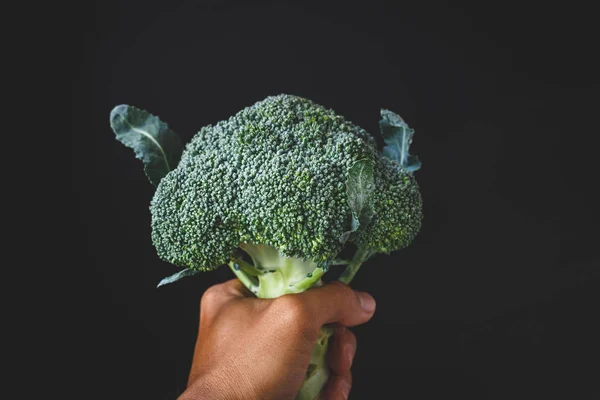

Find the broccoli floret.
[
  {"left": 355, "top": 157, "right": 422, "bottom": 252},
  {"left": 110, "top": 94, "right": 423, "bottom": 400},
  {"left": 150, "top": 95, "right": 422, "bottom": 284}
]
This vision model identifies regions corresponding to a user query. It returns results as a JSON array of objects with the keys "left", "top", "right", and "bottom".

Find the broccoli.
[{"left": 110, "top": 94, "right": 422, "bottom": 400}]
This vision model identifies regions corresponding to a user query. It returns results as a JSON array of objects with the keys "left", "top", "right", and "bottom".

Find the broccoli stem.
[
  {"left": 228, "top": 262, "right": 259, "bottom": 295},
  {"left": 290, "top": 267, "right": 325, "bottom": 292},
  {"left": 296, "top": 325, "right": 334, "bottom": 400},
  {"left": 237, "top": 259, "right": 261, "bottom": 276},
  {"left": 338, "top": 246, "right": 372, "bottom": 284},
  {"left": 331, "top": 259, "right": 350, "bottom": 266},
  {"left": 234, "top": 243, "right": 324, "bottom": 298}
]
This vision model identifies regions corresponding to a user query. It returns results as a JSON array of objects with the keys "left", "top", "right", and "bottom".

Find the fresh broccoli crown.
[{"left": 150, "top": 94, "right": 421, "bottom": 270}]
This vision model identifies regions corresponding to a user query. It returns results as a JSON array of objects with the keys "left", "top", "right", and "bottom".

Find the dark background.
[{"left": 71, "top": 1, "right": 599, "bottom": 399}]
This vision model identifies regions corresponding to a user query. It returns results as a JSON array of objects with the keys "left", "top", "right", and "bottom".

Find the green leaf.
[
  {"left": 157, "top": 268, "right": 200, "bottom": 288},
  {"left": 110, "top": 105, "right": 184, "bottom": 186},
  {"left": 379, "top": 109, "right": 421, "bottom": 172},
  {"left": 339, "top": 159, "right": 375, "bottom": 243}
]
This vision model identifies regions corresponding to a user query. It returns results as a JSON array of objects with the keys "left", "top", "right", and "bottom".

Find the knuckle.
[
  {"left": 274, "top": 295, "right": 309, "bottom": 321},
  {"left": 200, "top": 284, "right": 223, "bottom": 312},
  {"left": 345, "top": 373, "right": 353, "bottom": 388},
  {"left": 333, "top": 281, "right": 359, "bottom": 307},
  {"left": 347, "top": 333, "right": 358, "bottom": 357},
  {"left": 271, "top": 296, "right": 317, "bottom": 340},
  {"left": 347, "top": 330, "right": 357, "bottom": 346}
]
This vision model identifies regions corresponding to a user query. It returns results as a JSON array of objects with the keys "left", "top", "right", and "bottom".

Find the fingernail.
[
  {"left": 357, "top": 292, "right": 376, "bottom": 313},
  {"left": 345, "top": 344, "right": 355, "bottom": 368},
  {"left": 340, "top": 378, "right": 351, "bottom": 400}
]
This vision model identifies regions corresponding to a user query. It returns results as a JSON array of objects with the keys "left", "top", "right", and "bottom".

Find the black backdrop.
[{"left": 72, "top": 1, "right": 599, "bottom": 399}]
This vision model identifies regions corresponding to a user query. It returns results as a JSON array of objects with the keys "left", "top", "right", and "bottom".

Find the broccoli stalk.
[
  {"left": 110, "top": 94, "right": 423, "bottom": 400},
  {"left": 229, "top": 243, "right": 326, "bottom": 298},
  {"left": 338, "top": 246, "right": 373, "bottom": 284},
  {"left": 298, "top": 325, "right": 334, "bottom": 400}
]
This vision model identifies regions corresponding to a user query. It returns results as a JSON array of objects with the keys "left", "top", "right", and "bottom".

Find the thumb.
[{"left": 295, "top": 281, "right": 376, "bottom": 328}]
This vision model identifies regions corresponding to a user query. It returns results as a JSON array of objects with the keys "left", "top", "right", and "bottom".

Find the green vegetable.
[{"left": 110, "top": 94, "right": 423, "bottom": 400}]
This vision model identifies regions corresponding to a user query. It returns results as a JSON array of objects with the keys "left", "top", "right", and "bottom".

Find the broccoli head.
[{"left": 149, "top": 94, "right": 422, "bottom": 278}]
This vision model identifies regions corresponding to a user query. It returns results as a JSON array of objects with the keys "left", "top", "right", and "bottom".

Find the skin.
[{"left": 178, "top": 279, "right": 376, "bottom": 400}]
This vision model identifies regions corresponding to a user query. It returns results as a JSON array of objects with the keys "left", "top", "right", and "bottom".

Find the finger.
[
  {"left": 320, "top": 370, "right": 352, "bottom": 400},
  {"left": 219, "top": 278, "right": 256, "bottom": 298},
  {"left": 327, "top": 326, "right": 357, "bottom": 375},
  {"left": 296, "top": 280, "right": 376, "bottom": 327}
]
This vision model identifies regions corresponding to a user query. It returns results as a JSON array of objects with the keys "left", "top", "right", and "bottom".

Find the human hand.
[{"left": 178, "top": 279, "right": 376, "bottom": 400}]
